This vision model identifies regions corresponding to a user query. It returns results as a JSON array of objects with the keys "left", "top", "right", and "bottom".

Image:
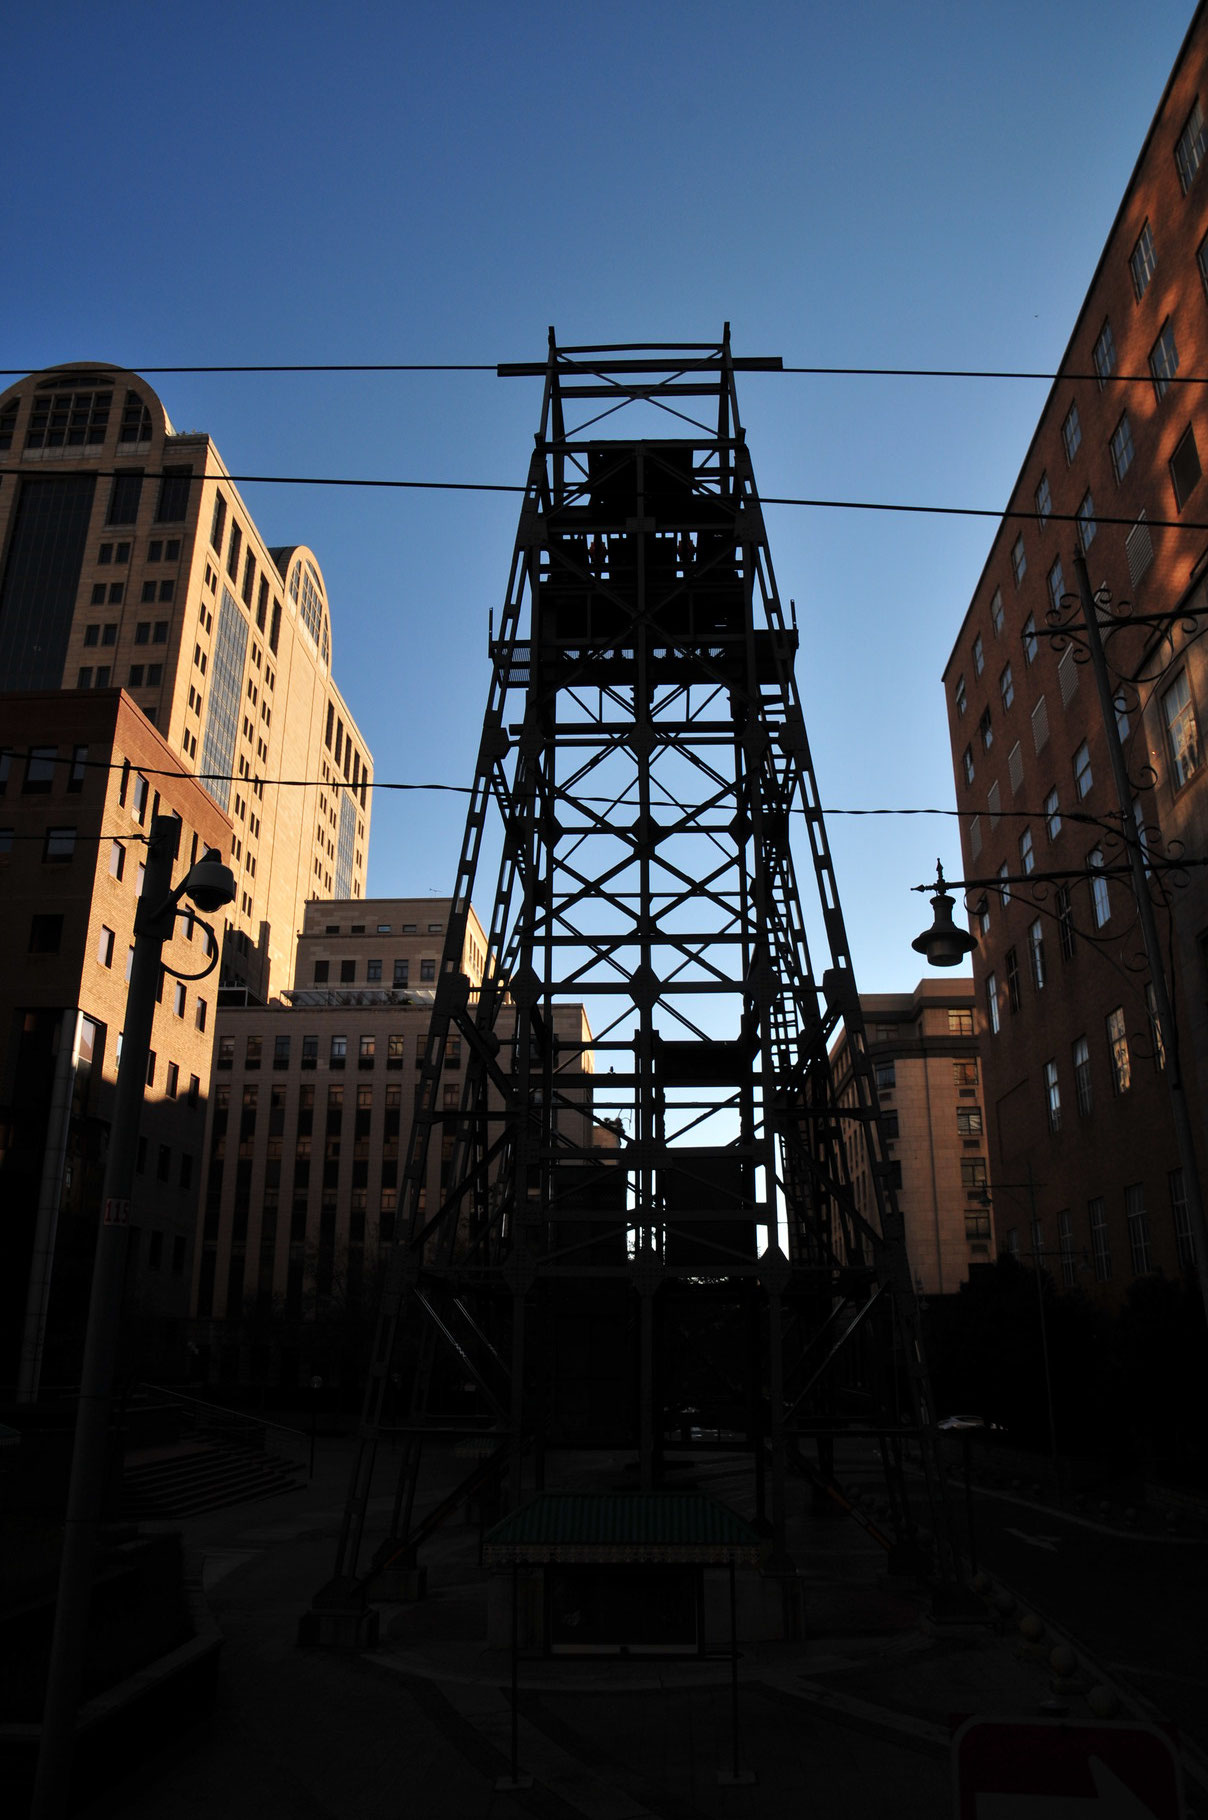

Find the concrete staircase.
[{"left": 122, "top": 1436, "right": 306, "bottom": 1519}]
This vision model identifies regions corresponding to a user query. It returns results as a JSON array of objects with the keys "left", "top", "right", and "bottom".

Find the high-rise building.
[
  {"left": 0, "top": 691, "right": 231, "bottom": 1390},
  {"left": 0, "top": 363, "right": 373, "bottom": 1005},
  {"left": 829, "top": 979, "right": 992, "bottom": 1296},
  {"left": 192, "top": 898, "right": 605, "bottom": 1389},
  {"left": 942, "top": 3, "right": 1208, "bottom": 1300}
]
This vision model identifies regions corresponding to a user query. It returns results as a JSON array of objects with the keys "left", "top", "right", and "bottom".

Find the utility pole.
[{"left": 33, "top": 816, "right": 234, "bottom": 1819}]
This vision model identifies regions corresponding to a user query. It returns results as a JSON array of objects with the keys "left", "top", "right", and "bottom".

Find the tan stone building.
[
  {"left": 0, "top": 691, "right": 232, "bottom": 1391},
  {"left": 829, "top": 978, "right": 992, "bottom": 1296},
  {"left": 0, "top": 363, "right": 372, "bottom": 1005},
  {"left": 192, "top": 898, "right": 603, "bottom": 1389}
]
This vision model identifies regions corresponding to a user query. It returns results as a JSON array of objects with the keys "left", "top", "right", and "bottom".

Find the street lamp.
[
  {"left": 911, "top": 861, "right": 979, "bottom": 968},
  {"left": 33, "top": 814, "right": 235, "bottom": 1820}
]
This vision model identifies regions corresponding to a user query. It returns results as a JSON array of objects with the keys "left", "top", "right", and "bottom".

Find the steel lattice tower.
[{"left": 318, "top": 330, "right": 955, "bottom": 1620}]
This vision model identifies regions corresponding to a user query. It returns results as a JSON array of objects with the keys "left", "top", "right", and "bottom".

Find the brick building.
[
  {"left": 829, "top": 978, "right": 992, "bottom": 1296},
  {"left": 0, "top": 363, "right": 372, "bottom": 1005},
  {"left": 0, "top": 692, "right": 231, "bottom": 1390},
  {"left": 942, "top": 2, "right": 1208, "bottom": 1300},
  {"left": 192, "top": 898, "right": 605, "bottom": 1390}
]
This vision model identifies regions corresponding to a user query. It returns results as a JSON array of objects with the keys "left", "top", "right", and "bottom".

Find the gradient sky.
[{"left": 3, "top": 0, "right": 1200, "bottom": 992}]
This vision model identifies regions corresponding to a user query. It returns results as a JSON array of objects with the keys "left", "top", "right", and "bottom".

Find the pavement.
[{"left": 72, "top": 1437, "right": 1206, "bottom": 1820}]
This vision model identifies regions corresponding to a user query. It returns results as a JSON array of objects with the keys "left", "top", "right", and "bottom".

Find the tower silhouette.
[{"left": 315, "top": 330, "right": 954, "bottom": 1638}]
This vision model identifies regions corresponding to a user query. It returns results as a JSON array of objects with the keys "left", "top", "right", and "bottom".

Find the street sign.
[{"left": 953, "top": 1717, "right": 1184, "bottom": 1819}]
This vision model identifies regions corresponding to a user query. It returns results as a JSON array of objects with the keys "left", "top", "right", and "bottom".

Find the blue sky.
[{"left": 4, "top": 0, "right": 1200, "bottom": 990}]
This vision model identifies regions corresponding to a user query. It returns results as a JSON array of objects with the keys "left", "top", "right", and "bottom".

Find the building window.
[
  {"left": 1061, "top": 403, "right": 1082, "bottom": 465},
  {"left": 1006, "top": 947, "right": 1021, "bottom": 1013},
  {"left": 986, "top": 972, "right": 1000, "bottom": 1036},
  {"left": 1162, "top": 670, "right": 1200, "bottom": 788},
  {"left": 1092, "top": 319, "right": 1116, "bottom": 388},
  {"left": 1170, "top": 425, "right": 1202, "bottom": 510},
  {"left": 1019, "top": 827, "right": 1034, "bottom": 875},
  {"left": 359, "top": 1034, "right": 376, "bottom": 1067},
  {"left": 1044, "top": 788, "right": 1061, "bottom": 841},
  {"left": 1057, "top": 1210, "right": 1076, "bottom": 1288},
  {"left": 1176, "top": 98, "right": 1206, "bottom": 191},
  {"left": 366, "top": 958, "right": 382, "bottom": 982},
  {"left": 978, "top": 706, "right": 993, "bottom": 751},
  {"left": 1077, "top": 491, "right": 1096, "bottom": 551},
  {"left": 313, "top": 960, "right": 330, "bottom": 984},
  {"left": 960, "top": 1158, "right": 987, "bottom": 1191},
  {"left": 1073, "top": 1035, "right": 1092, "bottom": 1115},
  {"left": 1008, "top": 733, "right": 1022, "bottom": 792},
  {"left": 998, "top": 662, "right": 1014, "bottom": 711},
  {"left": 1145, "top": 981, "right": 1166, "bottom": 1071},
  {"left": 1044, "top": 1059, "right": 1061, "bottom": 1133},
  {"left": 1110, "top": 412, "right": 1134, "bottom": 482},
  {"left": 1088, "top": 849, "right": 1110, "bottom": 928},
  {"left": 1114, "top": 692, "right": 1130, "bottom": 741},
  {"left": 1056, "top": 885, "right": 1075, "bottom": 960},
  {"left": 1034, "top": 473, "right": 1051, "bottom": 526},
  {"left": 195, "top": 997, "right": 207, "bottom": 1032},
  {"left": 1029, "top": 918, "right": 1045, "bottom": 990},
  {"left": 1073, "top": 741, "right": 1092, "bottom": 799},
  {"left": 997, "top": 860, "right": 1010, "bottom": 906},
  {"left": 1089, "top": 1197, "right": 1111, "bottom": 1281},
  {"left": 393, "top": 958, "right": 410, "bottom": 987},
  {"left": 330, "top": 1035, "right": 347, "bottom": 1068},
  {"left": 29, "top": 914, "right": 63, "bottom": 953},
  {"left": 991, "top": 589, "right": 1004, "bottom": 636},
  {"left": 1130, "top": 221, "right": 1157, "bottom": 298},
  {"left": 420, "top": 958, "right": 436, "bottom": 982},
  {"left": 1170, "top": 1169, "right": 1195, "bottom": 1269},
  {"left": 173, "top": 981, "right": 186, "bottom": 1018},
  {"left": 301, "top": 1035, "right": 318, "bottom": 1069},
  {"left": 954, "top": 1060, "right": 978, "bottom": 1087},
  {"left": 972, "top": 632, "right": 984, "bottom": 675},
  {"left": 956, "top": 1107, "right": 983, "bottom": 1136},
  {"left": 97, "top": 924, "right": 115, "bottom": 967},
  {"left": 948, "top": 1008, "right": 974, "bottom": 1035},
  {"left": 1023, "top": 615, "right": 1038, "bottom": 665},
  {"left": 340, "top": 959, "right": 356, "bottom": 984},
  {"left": 1125, "top": 1183, "right": 1151, "bottom": 1275},
  {"left": 954, "top": 673, "right": 967, "bottom": 717},
  {"left": 1011, "top": 535, "right": 1027, "bottom": 585},
  {"left": 874, "top": 1060, "right": 895, "bottom": 1092},
  {"left": 1149, "top": 320, "right": 1179, "bottom": 401},
  {"left": 43, "top": 827, "right": 76, "bottom": 862},
  {"left": 388, "top": 1034, "right": 405, "bottom": 1068},
  {"left": 962, "top": 745, "right": 974, "bottom": 786},
  {"left": 107, "top": 470, "right": 143, "bottom": 525},
  {"left": 1107, "top": 1006, "right": 1131, "bottom": 1095}
]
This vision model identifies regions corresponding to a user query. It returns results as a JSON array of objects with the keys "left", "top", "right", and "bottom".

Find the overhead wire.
[{"left": 5, "top": 359, "right": 1208, "bottom": 385}]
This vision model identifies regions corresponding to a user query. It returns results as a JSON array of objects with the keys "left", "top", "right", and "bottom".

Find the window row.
[
  {"left": 312, "top": 956, "right": 437, "bottom": 986},
  {"left": 1006, "top": 1171, "right": 1194, "bottom": 1288},
  {"left": 216, "top": 1031, "right": 463, "bottom": 1071}
]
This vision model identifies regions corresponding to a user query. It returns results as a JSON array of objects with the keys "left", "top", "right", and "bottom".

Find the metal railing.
[{"left": 131, "top": 1383, "right": 310, "bottom": 1474}]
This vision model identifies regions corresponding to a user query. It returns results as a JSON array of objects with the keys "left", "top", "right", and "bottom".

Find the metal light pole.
[
  {"left": 1072, "top": 550, "right": 1208, "bottom": 1332},
  {"left": 32, "top": 816, "right": 235, "bottom": 1820},
  {"left": 980, "top": 1169, "right": 1061, "bottom": 1502}
]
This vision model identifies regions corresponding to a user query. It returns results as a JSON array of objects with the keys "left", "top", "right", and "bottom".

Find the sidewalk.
[{"left": 74, "top": 1439, "right": 1201, "bottom": 1819}]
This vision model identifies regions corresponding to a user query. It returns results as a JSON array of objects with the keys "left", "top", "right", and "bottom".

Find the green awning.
[{"left": 482, "top": 1491, "right": 765, "bottom": 1565}]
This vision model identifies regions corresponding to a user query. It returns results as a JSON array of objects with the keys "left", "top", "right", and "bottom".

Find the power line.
[
  {"left": 0, "top": 747, "right": 1181, "bottom": 835},
  {"left": 5, "top": 360, "right": 1208, "bottom": 387},
  {"left": 2, "top": 462, "right": 1205, "bottom": 534}
]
